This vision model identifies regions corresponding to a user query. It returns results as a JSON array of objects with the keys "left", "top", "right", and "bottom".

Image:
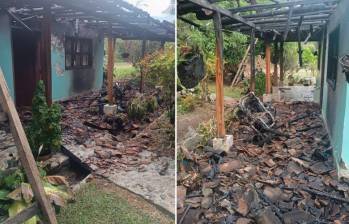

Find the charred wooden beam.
[
  {"left": 265, "top": 42, "right": 271, "bottom": 94},
  {"left": 240, "top": 5, "right": 334, "bottom": 19},
  {"left": 187, "top": 0, "right": 257, "bottom": 29},
  {"left": 213, "top": 11, "right": 225, "bottom": 137},
  {"left": 229, "top": 0, "right": 338, "bottom": 13},
  {"left": 226, "top": 14, "right": 329, "bottom": 27},
  {"left": 40, "top": 2, "right": 52, "bottom": 105},
  {"left": 297, "top": 16, "right": 304, "bottom": 67},
  {"left": 7, "top": 9, "right": 32, "bottom": 31},
  {"left": 283, "top": 5, "right": 294, "bottom": 41},
  {"left": 178, "top": 16, "right": 208, "bottom": 33},
  {"left": 280, "top": 41, "right": 284, "bottom": 85}
]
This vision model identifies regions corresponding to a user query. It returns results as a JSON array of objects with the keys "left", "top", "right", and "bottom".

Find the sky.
[{"left": 126, "top": 0, "right": 174, "bottom": 22}]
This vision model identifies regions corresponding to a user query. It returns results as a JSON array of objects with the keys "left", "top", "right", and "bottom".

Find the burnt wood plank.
[{"left": 0, "top": 69, "right": 57, "bottom": 224}]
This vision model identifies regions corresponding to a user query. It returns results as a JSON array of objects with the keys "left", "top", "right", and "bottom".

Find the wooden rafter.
[
  {"left": 229, "top": 0, "right": 338, "bottom": 13},
  {"left": 283, "top": 5, "right": 294, "bottom": 41},
  {"left": 187, "top": 0, "right": 258, "bottom": 30}
]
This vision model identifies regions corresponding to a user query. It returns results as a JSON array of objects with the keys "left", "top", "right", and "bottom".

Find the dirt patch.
[{"left": 177, "top": 102, "right": 215, "bottom": 143}]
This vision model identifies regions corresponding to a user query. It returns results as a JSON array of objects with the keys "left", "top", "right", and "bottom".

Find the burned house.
[{"left": 0, "top": 0, "right": 174, "bottom": 106}]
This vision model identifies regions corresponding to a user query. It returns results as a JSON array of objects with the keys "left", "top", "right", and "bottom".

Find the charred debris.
[{"left": 178, "top": 93, "right": 348, "bottom": 224}]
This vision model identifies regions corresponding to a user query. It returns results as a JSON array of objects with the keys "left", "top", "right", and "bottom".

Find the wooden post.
[
  {"left": 280, "top": 41, "right": 284, "bottom": 86},
  {"left": 213, "top": 12, "right": 225, "bottom": 138},
  {"left": 265, "top": 41, "right": 271, "bottom": 94},
  {"left": 41, "top": 2, "right": 52, "bottom": 105},
  {"left": 107, "top": 37, "right": 115, "bottom": 104},
  {"left": 140, "top": 40, "right": 146, "bottom": 93},
  {"left": 0, "top": 69, "right": 57, "bottom": 224},
  {"left": 250, "top": 28, "right": 256, "bottom": 92},
  {"left": 273, "top": 42, "right": 279, "bottom": 86}
]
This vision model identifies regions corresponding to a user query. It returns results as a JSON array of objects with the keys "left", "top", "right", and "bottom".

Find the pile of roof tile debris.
[
  {"left": 0, "top": 106, "right": 18, "bottom": 171},
  {"left": 56, "top": 79, "right": 173, "bottom": 174},
  {"left": 178, "top": 93, "right": 349, "bottom": 224}
]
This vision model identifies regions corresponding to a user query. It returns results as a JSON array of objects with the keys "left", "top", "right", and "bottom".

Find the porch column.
[
  {"left": 265, "top": 41, "right": 271, "bottom": 94},
  {"left": 41, "top": 2, "right": 52, "bottom": 105},
  {"left": 280, "top": 41, "right": 284, "bottom": 86},
  {"left": 273, "top": 42, "right": 279, "bottom": 86},
  {"left": 107, "top": 37, "right": 115, "bottom": 104},
  {"left": 213, "top": 12, "right": 225, "bottom": 137},
  {"left": 140, "top": 39, "right": 146, "bottom": 93}
]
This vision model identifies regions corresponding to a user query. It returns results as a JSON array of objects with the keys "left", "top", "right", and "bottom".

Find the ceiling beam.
[
  {"left": 229, "top": 0, "right": 338, "bottom": 13},
  {"left": 283, "top": 5, "right": 294, "bottom": 41},
  {"left": 187, "top": 0, "right": 257, "bottom": 30}
]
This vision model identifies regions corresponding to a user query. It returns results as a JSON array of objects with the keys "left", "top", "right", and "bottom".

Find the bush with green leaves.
[
  {"left": 0, "top": 167, "right": 72, "bottom": 223},
  {"left": 255, "top": 71, "right": 266, "bottom": 96},
  {"left": 178, "top": 95, "right": 201, "bottom": 114},
  {"left": 127, "top": 97, "right": 146, "bottom": 120},
  {"left": 26, "top": 80, "right": 62, "bottom": 157},
  {"left": 139, "top": 46, "right": 175, "bottom": 108}
]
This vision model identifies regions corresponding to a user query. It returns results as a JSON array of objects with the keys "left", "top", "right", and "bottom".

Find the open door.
[{"left": 12, "top": 28, "right": 41, "bottom": 107}]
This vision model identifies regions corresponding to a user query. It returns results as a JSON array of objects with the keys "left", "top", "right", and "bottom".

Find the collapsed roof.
[
  {"left": 0, "top": 0, "right": 175, "bottom": 41},
  {"left": 178, "top": 0, "right": 339, "bottom": 42}
]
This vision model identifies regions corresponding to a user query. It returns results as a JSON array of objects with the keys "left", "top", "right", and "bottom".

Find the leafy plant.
[
  {"left": 138, "top": 46, "right": 175, "bottom": 108},
  {"left": 127, "top": 97, "right": 146, "bottom": 120},
  {"left": 26, "top": 80, "right": 62, "bottom": 157},
  {"left": 255, "top": 71, "right": 266, "bottom": 96},
  {"left": 197, "top": 119, "right": 217, "bottom": 145},
  {"left": 0, "top": 168, "right": 72, "bottom": 222},
  {"left": 178, "top": 95, "right": 200, "bottom": 114},
  {"left": 145, "top": 96, "right": 158, "bottom": 113}
]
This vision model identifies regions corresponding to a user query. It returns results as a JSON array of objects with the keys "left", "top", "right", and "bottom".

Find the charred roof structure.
[
  {"left": 1, "top": 0, "right": 174, "bottom": 41},
  {"left": 178, "top": 0, "right": 337, "bottom": 42}
]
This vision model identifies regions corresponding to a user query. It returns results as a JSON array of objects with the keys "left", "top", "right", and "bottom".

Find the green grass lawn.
[
  {"left": 57, "top": 183, "right": 162, "bottom": 224},
  {"left": 114, "top": 62, "right": 139, "bottom": 79},
  {"left": 208, "top": 82, "right": 245, "bottom": 99}
]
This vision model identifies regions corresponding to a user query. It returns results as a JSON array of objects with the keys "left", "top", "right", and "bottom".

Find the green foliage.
[
  {"left": 139, "top": 46, "right": 175, "bottom": 108},
  {"left": 197, "top": 119, "right": 217, "bottom": 145},
  {"left": 0, "top": 167, "right": 72, "bottom": 222},
  {"left": 2, "top": 170, "right": 25, "bottom": 190},
  {"left": 26, "top": 81, "right": 62, "bottom": 157},
  {"left": 145, "top": 96, "right": 158, "bottom": 113},
  {"left": 255, "top": 71, "right": 266, "bottom": 96},
  {"left": 127, "top": 95, "right": 160, "bottom": 120},
  {"left": 127, "top": 97, "right": 146, "bottom": 120},
  {"left": 178, "top": 95, "right": 201, "bottom": 114}
]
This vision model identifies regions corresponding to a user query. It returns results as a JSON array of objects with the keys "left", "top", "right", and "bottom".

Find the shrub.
[
  {"left": 145, "top": 96, "right": 158, "bottom": 113},
  {"left": 26, "top": 81, "right": 61, "bottom": 157},
  {"left": 138, "top": 46, "right": 175, "bottom": 108},
  {"left": 178, "top": 95, "right": 199, "bottom": 113},
  {"left": 127, "top": 97, "right": 146, "bottom": 120},
  {"left": 255, "top": 71, "right": 266, "bottom": 96}
]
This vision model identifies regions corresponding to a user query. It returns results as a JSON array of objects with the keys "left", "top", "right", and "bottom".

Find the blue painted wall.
[
  {"left": 0, "top": 14, "right": 14, "bottom": 99},
  {"left": 51, "top": 22, "right": 104, "bottom": 101},
  {"left": 321, "top": 0, "right": 349, "bottom": 176}
]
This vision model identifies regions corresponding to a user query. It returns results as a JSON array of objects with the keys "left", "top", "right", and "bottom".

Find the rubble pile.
[
  {"left": 178, "top": 101, "right": 349, "bottom": 224},
  {"left": 56, "top": 80, "right": 173, "bottom": 174},
  {"left": 0, "top": 106, "right": 18, "bottom": 171}
]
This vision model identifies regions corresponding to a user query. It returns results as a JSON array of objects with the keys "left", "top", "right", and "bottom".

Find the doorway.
[{"left": 12, "top": 28, "right": 41, "bottom": 107}]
